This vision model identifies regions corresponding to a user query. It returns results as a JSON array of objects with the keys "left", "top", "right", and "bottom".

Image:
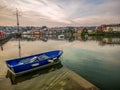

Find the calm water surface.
[{"left": 0, "top": 36, "right": 120, "bottom": 90}]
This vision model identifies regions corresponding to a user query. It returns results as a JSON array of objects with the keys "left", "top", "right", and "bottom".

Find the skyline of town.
[{"left": 0, "top": 0, "right": 120, "bottom": 27}]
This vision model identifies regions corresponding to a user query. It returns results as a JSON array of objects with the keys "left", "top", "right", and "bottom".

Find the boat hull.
[{"left": 6, "top": 50, "right": 63, "bottom": 76}]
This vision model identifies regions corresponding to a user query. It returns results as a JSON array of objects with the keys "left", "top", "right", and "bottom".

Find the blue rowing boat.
[
  {"left": 6, "top": 60, "right": 63, "bottom": 84},
  {"left": 6, "top": 50, "right": 63, "bottom": 76}
]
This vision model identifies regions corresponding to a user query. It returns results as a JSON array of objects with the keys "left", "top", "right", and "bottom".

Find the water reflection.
[
  {"left": 0, "top": 46, "right": 3, "bottom": 51},
  {"left": 17, "top": 34, "right": 120, "bottom": 46},
  {"left": 0, "top": 36, "right": 12, "bottom": 51},
  {"left": 1, "top": 34, "right": 120, "bottom": 90},
  {"left": 99, "top": 37, "right": 120, "bottom": 46},
  {"left": 6, "top": 60, "right": 63, "bottom": 85}
]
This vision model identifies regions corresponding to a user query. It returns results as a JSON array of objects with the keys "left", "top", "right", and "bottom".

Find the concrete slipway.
[{"left": 0, "top": 63, "right": 100, "bottom": 90}]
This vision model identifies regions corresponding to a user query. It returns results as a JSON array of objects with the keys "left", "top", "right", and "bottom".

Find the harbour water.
[{"left": 0, "top": 35, "right": 120, "bottom": 90}]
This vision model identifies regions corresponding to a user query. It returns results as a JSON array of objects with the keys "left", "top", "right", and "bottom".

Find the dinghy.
[{"left": 6, "top": 50, "right": 63, "bottom": 76}]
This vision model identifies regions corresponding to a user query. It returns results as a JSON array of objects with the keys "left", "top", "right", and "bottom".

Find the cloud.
[
  {"left": 0, "top": 0, "right": 120, "bottom": 27},
  {"left": 72, "top": 14, "right": 120, "bottom": 26}
]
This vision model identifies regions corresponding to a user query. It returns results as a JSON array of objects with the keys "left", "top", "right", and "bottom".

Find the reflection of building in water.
[
  {"left": 100, "top": 38, "right": 120, "bottom": 45},
  {"left": 76, "top": 28, "right": 83, "bottom": 40},
  {"left": 22, "top": 35, "right": 36, "bottom": 41}
]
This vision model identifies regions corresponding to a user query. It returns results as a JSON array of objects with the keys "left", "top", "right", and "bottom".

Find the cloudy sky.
[{"left": 0, "top": 0, "right": 120, "bottom": 27}]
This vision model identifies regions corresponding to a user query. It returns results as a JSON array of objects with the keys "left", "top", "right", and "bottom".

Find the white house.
[{"left": 102, "top": 24, "right": 120, "bottom": 32}]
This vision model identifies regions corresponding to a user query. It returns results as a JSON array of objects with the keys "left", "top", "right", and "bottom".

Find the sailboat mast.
[
  {"left": 16, "top": 9, "right": 19, "bottom": 33},
  {"left": 16, "top": 9, "right": 21, "bottom": 57}
]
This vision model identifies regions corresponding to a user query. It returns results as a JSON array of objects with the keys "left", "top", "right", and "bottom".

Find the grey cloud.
[{"left": 0, "top": 0, "right": 120, "bottom": 27}]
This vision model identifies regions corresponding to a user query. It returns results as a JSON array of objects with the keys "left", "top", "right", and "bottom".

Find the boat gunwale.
[{"left": 6, "top": 50, "right": 63, "bottom": 67}]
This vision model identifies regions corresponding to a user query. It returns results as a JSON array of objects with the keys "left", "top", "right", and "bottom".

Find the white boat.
[{"left": 58, "top": 35, "right": 65, "bottom": 40}]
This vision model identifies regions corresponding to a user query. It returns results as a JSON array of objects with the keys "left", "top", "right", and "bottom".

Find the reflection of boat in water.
[
  {"left": 6, "top": 60, "right": 63, "bottom": 85},
  {"left": 22, "top": 35, "right": 37, "bottom": 41},
  {"left": 58, "top": 34, "right": 65, "bottom": 40},
  {"left": 6, "top": 50, "right": 63, "bottom": 76}
]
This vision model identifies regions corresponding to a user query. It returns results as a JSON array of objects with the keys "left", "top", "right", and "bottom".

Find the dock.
[{"left": 0, "top": 66, "right": 100, "bottom": 90}]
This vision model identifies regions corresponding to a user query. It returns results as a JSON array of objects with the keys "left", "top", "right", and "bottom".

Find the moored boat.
[
  {"left": 6, "top": 60, "right": 63, "bottom": 84},
  {"left": 58, "top": 34, "right": 65, "bottom": 40},
  {"left": 6, "top": 50, "right": 63, "bottom": 76}
]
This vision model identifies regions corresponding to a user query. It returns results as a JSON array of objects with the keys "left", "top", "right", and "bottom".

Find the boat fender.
[{"left": 48, "top": 60, "right": 54, "bottom": 63}]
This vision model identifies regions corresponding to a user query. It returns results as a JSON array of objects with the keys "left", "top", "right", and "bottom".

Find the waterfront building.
[
  {"left": 101, "top": 24, "right": 120, "bottom": 32},
  {"left": 33, "top": 30, "right": 40, "bottom": 35},
  {"left": 76, "top": 27, "right": 83, "bottom": 35},
  {"left": 0, "top": 30, "right": 2, "bottom": 36}
]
